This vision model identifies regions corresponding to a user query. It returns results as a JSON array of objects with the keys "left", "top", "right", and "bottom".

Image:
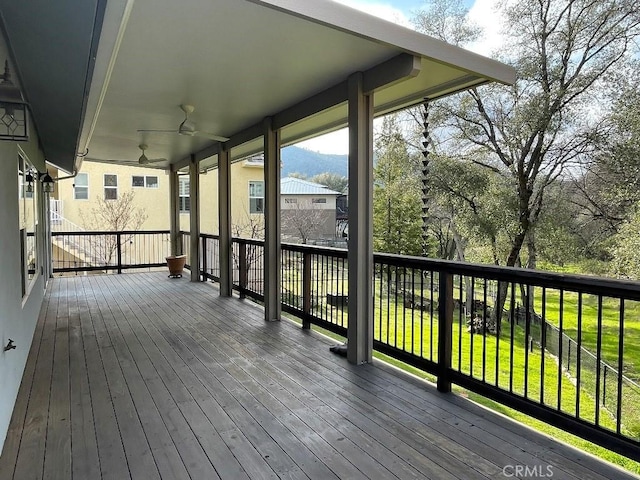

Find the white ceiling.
[{"left": 1, "top": 0, "right": 515, "bottom": 174}]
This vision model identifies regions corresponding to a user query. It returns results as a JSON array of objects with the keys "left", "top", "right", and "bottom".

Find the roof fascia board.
[
  {"left": 72, "top": 0, "right": 108, "bottom": 174},
  {"left": 76, "top": 0, "right": 135, "bottom": 172},
  {"left": 246, "top": 0, "right": 516, "bottom": 86}
]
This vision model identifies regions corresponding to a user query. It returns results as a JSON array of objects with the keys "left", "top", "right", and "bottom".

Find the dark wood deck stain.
[{"left": 1, "top": 272, "right": 637, "bottom": 480}]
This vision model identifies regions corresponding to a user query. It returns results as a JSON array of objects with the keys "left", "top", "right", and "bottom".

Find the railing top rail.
[
  {"left": 281, "top": 241, "right": 348, "bottom": 257},
  {"left": 70, "top": 229, "right": 640, "bottom": 300},
  {"left": 372, "top": 251, "right": 640, "bottom": 299},
  {"left": 54, "top": 229, "right": 171, "bottom": 236}
]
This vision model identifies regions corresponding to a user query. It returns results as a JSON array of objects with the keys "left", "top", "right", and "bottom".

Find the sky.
[{"left": 296, "top": 0, "right": 502, "bottom": 155}]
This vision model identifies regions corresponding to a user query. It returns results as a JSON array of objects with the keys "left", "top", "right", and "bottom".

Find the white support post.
[
  {"left": 189, "top": 154, "right": 200, "bottom": 282},
  {"left": 218, "top": 145, "right": 233, "bottom": 297},
  {"left": 347, "top": 72, "right": 374, "bottom": 365},
  {"left": 169, "top": 167, "right": 180, "bottom": 256},
  {"left": 264, "top": 117, "right": 281, "bottom": 322}
]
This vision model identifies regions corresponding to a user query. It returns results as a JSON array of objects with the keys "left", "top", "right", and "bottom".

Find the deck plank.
[
  {"left": 42, "top": 277, "right": 72, "bottom": 479},
  {"left": 67, "top": 277, "right": 101, "bottom": 480},
  {"left": 77, "top": 278, "right": 131, "bottom": 480},
  {"left": 11, "top": 278, "right": 60, "bottom": 480},
  {"left": 1, "top": 272, "right": 638, "bottom": 480}
]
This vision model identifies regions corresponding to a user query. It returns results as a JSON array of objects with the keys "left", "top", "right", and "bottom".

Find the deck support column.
[
  {"left": 169, "top": 166, "right": 180, "bottom": 256},
  {"left": 189, "top": 154, "right": 201, "bottom": 282},
  {"left": 218, "top": 145, "right": 233, "bottom": 297},
  {"left": 347, "top": 72, "right": 374, "bottom": 365},
  {"left": 264, "top": 117, "right": 281, "bottom": 322}
]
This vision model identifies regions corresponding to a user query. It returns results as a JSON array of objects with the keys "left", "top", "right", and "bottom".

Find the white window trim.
[
  {"left": 249, "top": 180, "right": 264, "bottom": 214},
  {"left": 145, "top": 176, "right": 159, "bottom": 188},
  {"left": 132, "top": 175, "right": 159, "bottom": 188},
  {"left": 178, "top": 176, "right": 190, "bottom": 213},
  {"left": 104, "top": 173, "right": 118, "bottom": 200},
  {"left": 74, "top": 172, "right": 89, "bottom": 200}
]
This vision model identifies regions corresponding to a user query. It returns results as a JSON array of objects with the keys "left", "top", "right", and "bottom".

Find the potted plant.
[{"left": 166, "top": 254, "right": 186, "bottom": 278}]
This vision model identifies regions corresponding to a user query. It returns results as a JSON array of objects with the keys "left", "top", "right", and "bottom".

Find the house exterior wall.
[
  {"left": 281, "top": 194, "right": 337, "bottom": 241},
  {"left": 55, "top": 159, "right": 265, "bottom": 237},
  {"left": 0, "top": 45, "right": 49, "bottom": 451}
]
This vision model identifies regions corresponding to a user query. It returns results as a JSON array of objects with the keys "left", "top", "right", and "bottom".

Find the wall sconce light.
[
  {"left": 0, "top": 59, "right": 28, "bottom": 141},
  {"left": 25, "top": 170, "right": 34, "bottom": 193},
  {"left": 40, "top": 171, "right": 55, "bottom": 193}
]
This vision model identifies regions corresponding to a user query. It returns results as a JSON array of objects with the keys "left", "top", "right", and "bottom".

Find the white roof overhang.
[{"left": 0, "top": 0, "right": 515, "bottom": 174}]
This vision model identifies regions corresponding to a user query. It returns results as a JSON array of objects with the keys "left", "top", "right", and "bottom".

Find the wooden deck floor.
[{"left": 1, "top": 272, "right": 637, "bottom": 480}]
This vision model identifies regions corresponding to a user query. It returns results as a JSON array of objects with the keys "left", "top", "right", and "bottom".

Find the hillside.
[{"left": 281, "top": 146, "right": 347, "bottom": 178}]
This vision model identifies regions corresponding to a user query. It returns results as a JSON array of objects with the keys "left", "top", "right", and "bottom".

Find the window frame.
[
  {"left": 249, "top": 180, "right": 264, "bottom": 214},
  {"left": 103, "top": 173, "right": 118, "bottom": 200},
  {"left": 74, "top": 172, "right": 89, "bottom": 200},
  {"left": 178, "top": 176, "right": 190, "bottom": 213},
  {"left": 132, "top": 174, "right": 159, "bottom": 189}
]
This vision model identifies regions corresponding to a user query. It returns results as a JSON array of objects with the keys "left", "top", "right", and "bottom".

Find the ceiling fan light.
[{"left": 139, "top": 152, "right": 148, "bottom": 164}]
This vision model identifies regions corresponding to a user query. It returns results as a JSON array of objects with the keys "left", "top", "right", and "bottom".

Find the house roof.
[
  {"left": 0, "top": 0, "right": 515, "bottom": 174},
  {"left": 281, "top": 177, "right": 341, "bottom": 196}
]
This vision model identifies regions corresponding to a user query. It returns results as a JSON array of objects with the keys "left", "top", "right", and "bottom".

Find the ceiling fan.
[
  {"left": 138, "top": 104, "right": 230, "bottom": 142},
  {"left": 137, "top": 144, "right": 167, "bottom": 165}
]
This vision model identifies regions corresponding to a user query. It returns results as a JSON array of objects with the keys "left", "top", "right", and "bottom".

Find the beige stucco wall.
[{"left": 56, "top": 159, "right": 265, "bottom": 236}]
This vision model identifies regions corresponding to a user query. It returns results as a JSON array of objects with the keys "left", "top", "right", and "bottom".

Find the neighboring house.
[
  {"left": 280, "top": 177, "right": 341, "bottom": 243},
  {"left": 53, "top": 157, "right": 267, "bottom": 236},
  {"left": 53, "top": 159, "right": 344, "bottom": 245}
]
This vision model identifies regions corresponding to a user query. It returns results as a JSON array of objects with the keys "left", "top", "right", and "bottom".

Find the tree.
[
  {"left": 80, "top": 190, "right": 148, "bottom": 265},
  {"left": 571, "top": 73, "right": 640, "bottom": 253},
  {"left": 412, "top": 0, "right": 640, "bottom": 327},
  {"left": 281, "top": 200, "right": 328, "bottom": 244},
  {"left": 309, "top": 173, "right": 348, "bottom": 194},
  {"left": 373, "top": 115, "right": 423, "bottom": 256},
  {"left": 610, "top": 205, "right": 640, "bottom": 279},
  {"left": 415, "top": 0, "right": 640, "bottom": 270}
]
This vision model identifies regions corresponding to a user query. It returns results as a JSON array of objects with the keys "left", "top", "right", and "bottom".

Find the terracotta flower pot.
[{"left": 166, "top": 255, "right": 186, "bottom": 278}]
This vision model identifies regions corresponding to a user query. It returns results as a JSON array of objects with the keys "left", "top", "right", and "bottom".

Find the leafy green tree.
[
  {"left": 414, "top": 0, "right": 640, "bottom": 270},
  {"left": 572, "top": 74, "right": 640, "bottom": 249},
  {"left": 309, "top": 172, "right": 348, "bottom": 193},
  {"left": 373, "top": 116, "right": 423, "bottom": 256},
  {"left": 610, "top": 206, "right": 640, "bottom": 279}
]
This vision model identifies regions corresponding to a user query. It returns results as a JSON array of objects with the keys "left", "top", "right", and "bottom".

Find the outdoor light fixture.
[
  {"left": 25, "top": 170, "right": 34, "bottom": 193},
  {"left": 0, "top": 59, "right": 28, "bottom": 141},
  {"left": 40, "top": 171, "right": 55, "bottom": 193}
]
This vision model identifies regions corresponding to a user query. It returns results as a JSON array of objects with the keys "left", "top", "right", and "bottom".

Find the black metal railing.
[
  {"left": 55, "top": 229, "right": 640, "bottom": 460},
  {"left": 222, "top": 238, "right": 640, "bottom": 461},
  {"left": 52, "top": 230, "right": 171, "bottom": 274}
]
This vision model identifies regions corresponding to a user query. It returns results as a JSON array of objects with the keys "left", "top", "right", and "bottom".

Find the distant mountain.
[{"left": 281, "top": 146, "right": 347, "bottom": 178}]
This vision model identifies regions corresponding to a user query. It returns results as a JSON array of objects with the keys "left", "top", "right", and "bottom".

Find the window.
[
  {"left": 146, "top": 176, "right": 158, "bottom": 188},
  {"left": 74, "top": 173, "right": 89, "bottom": 200},
  {"left": 249, "top": 181, "right": 264, "bottom": 214},
  {"left": 18, "top": 154, "right": 38, "bottom": 295},
  {"left": 312, "top": 198, "right": 327, "bottom": 204},
  {"left": 104, "top": 174, "right": 118, "bottom": 200},
  {"left": 179, "top": 176, "right": 190, "bottom": 213},
  {"left": 132, "top": 175, "right": 158, "bottom": 188}
]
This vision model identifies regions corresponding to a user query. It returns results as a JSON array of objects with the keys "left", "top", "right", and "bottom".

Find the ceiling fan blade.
[
  {"left": 194, "top": 131, "right": 230, "bottom": 142},
  {"left": 137, "top": 129, "right": 177, "bottom": 134},
  {"left": 147, "top": 158, "right": 167, "bottom": 163}
]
